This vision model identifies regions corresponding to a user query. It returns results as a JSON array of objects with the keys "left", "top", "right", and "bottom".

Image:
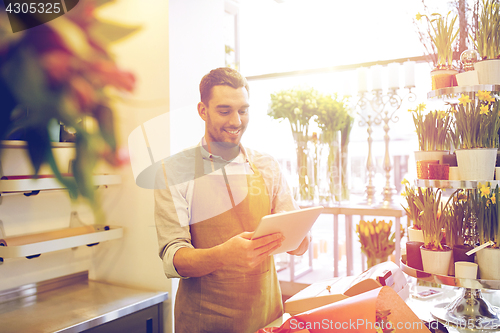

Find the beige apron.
[{"left": 174, "top": 148, "right": 283, "bottom": 333}]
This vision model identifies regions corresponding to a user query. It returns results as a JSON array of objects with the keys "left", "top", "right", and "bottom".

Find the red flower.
[
  {"left": 70, "top": 76, "right": 96, "bottom": 111},
  {"left": 40, "top": 50, "right": 73, "bottom": 84},
  {"left": 91, "top": 60, "right": 136, "bottom": 92}
]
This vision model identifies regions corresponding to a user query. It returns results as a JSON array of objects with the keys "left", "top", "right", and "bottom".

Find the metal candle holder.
[{"left": 356, "top": 88, "right": 416, "bottom": 207}]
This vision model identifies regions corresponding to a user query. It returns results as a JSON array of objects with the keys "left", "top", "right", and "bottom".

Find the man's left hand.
[{"left": 287, "top": 233, "right": 311, "bottom": 256}]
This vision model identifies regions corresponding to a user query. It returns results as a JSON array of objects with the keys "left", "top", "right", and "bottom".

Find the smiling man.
[{"left": 154, "top": 67, "right": 309, "bottom": 333}]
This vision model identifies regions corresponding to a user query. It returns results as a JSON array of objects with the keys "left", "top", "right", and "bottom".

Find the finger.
[
  {"left": 256, "top": 238, "right": 282, "bottom": 256},
  {"left": 239, "top": 231, "right": 254, "bottom": 239},
  {"left": 252, "top": 233, "right": 284, "bottom": 249},
  {"left": 258, "top": 241, "right": 282, "bottom": 258}
]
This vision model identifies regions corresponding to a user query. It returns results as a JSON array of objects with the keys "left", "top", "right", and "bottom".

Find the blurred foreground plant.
[{"left": 0, "top": 0, "right": 140, "bottom": 221}]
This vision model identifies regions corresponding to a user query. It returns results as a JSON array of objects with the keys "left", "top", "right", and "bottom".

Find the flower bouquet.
[
  {"left": 269, "top": 87, "right": 320, "bottom": 201},
  {"left": 315, "top": 93, "right": 353, "bottom": 201},
  {"left": 356, "top": 219, "right": 403, "bottom": 268}
]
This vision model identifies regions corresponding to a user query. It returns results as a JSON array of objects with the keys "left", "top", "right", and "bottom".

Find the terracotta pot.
[
  {"left": 414, "top": 150, "right": 449, "bottom": 164},
  {"left": 420, "top": 245, "right": 453, "bottom": 275},
  {"left": 431, "top": 68, "right": 458, "bottom": 90}
]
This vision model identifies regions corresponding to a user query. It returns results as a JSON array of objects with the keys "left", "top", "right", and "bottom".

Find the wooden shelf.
[
  {"left": 0, "top": 225, "right": 123, "bottom": 261},
  {"left": 0, "top": 174, "right": 121, "bottom": 194}
]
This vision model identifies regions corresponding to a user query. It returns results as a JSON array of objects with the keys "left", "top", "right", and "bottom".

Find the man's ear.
[{"left": 198, "top": 102, "right": 207, "bottom": 121}]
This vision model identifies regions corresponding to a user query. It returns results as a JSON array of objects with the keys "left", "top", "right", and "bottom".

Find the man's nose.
[{"left": 228, "top": 111, "right": 241, "bottom": 127}]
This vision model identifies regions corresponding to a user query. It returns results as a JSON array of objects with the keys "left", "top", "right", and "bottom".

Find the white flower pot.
[
  {"left": 455, "top": 148, "right": 498, "bottom": 180},
  {"left": 408, "top": 226, "right": 424, "bottom": 242},
  {"left": 414, "top": 150, "right": 449, "bottom": 165},
  {"left": 477, "top": 247, "right": 500, "bottom": 280},
  {"left": 474, "top": 59, "right": 500, "bottom": 85},
  {"left": 420, "top": 245, "right": 452, "bottom": 275},
  {"left": 456, "top": 71, "right": 479, "bottom": 86}
]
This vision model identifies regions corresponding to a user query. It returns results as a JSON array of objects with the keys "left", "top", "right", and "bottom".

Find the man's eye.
[{"left": 239, "top": 109, "right": 249, "bottom": 114}]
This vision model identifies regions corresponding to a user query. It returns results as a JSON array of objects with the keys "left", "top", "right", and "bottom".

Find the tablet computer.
[{"left": 251, "top": 206, "right": 324, "bottom": 255}]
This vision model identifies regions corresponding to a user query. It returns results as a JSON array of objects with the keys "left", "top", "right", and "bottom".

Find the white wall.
[{"left": 169, "top": 0, "right": 226, "bottom": 154}]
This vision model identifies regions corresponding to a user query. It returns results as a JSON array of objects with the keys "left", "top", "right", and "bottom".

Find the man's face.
[{"left": 198, "top": 85, "right": 249, "bottom": 147}]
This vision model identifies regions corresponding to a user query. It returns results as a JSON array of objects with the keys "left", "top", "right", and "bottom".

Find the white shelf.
[
  {"left": 415, "top": 179, "right": 500, "bottom": 189},
  {"left": 427, "top": 84, "right": 500, "bottom": 99},
  {"left": 0, "top": 226, "right": 123, "bottom": 260},
  {"left": 0, "top": 174, "right": 121, "bottom": 193}
]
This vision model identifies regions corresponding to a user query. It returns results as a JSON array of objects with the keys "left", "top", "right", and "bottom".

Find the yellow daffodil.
[
  {"left": 479, "top": 183, "right": 491, "bottom": 198},
  {"left": 480, "top": 104, "right": 490, "bottom": 115},
  {"left": 401, "top": 178, "right": 409, "bottom": 186},
  {"left": 417, "top": 103, "right": 426, "bottom": 112},
  {"left": 492, "top": 196, "right": 496, "bottom": 205},
  {"left": 459, "top": 94, "right": 472, "bottom": 105},
  {"left": 457, "top": 192, "right": 467, "bottom": 202},
  {"left": 416, "top": 13, "right": 423, "bottom": 21},
  {"left": 477, "top": 90, "right": 495, "bottom": 103}
]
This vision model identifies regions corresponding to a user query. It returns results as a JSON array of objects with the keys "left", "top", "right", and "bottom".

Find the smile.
[{"left": 225, "top": 129, "right": 240, "bottom": 135}]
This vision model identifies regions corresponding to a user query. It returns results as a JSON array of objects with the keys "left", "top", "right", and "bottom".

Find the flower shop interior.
[{"left": 2, "top": 0, "right": 500, "bottom": 332}]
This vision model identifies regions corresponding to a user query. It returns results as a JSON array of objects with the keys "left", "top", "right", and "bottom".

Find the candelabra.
[{"left": 356, "top": 86, "right": 416, "bottom": 208}]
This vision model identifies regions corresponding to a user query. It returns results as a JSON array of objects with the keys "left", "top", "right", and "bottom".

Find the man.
[{"left": 155, "top": 67, "right": 309, "bottom": 333}]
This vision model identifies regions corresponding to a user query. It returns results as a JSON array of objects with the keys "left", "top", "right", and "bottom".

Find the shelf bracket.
[{"left": 0, "top": 220, "right": 4, "bottom": 265}]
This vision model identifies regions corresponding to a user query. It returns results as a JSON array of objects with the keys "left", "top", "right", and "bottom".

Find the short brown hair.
[{"left": 199, "top": 67, "right": 249, "bottom": 105}]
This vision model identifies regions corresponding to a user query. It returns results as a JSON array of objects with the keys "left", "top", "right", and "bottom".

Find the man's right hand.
[
  {"left": 173, "top": 232, "right": 284, "bottom": 278},
  {"left": 218, "top": 231, "right": 284, "bottom": 270}
]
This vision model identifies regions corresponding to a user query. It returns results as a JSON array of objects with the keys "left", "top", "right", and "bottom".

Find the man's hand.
[
  {"left": 219, "top": 231, "right": 284, "bottom": 270},
  {"left": 173, "top": 231, "right": 284, "bottom": 277},
  {"left": 287, "top": 233, "right": 311, "bottom": 256}
]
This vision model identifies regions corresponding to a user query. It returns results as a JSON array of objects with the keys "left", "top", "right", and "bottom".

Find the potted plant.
[
  {"left": 409, "top": 103, "right": 453, "bottom": 177},
  {"left": 472, "top": 0, "right": 500, "bottom": 84},
  {"left": 269, "top": 87, "right": 319, "bottom": 201},
  {"left": 356, "top": 219, "right": 402, "bottom": 268},
  {"left": 416, "top": 11, "right": 460, "bottom": 89},
  {"left": 401, "top": 179, "right": 424, "bottom": 242},
  {"left": 446, "top": 190, "right": 475, "bottom": 265},
  {"left": 472, "top": 183, "right": 500, "bottom": 279},
  {"left": 453, "top": 91, "right": 500, "bottom": 180},
  {"left": 414, "top": 187, "right": 455, "bottom": 275}
]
